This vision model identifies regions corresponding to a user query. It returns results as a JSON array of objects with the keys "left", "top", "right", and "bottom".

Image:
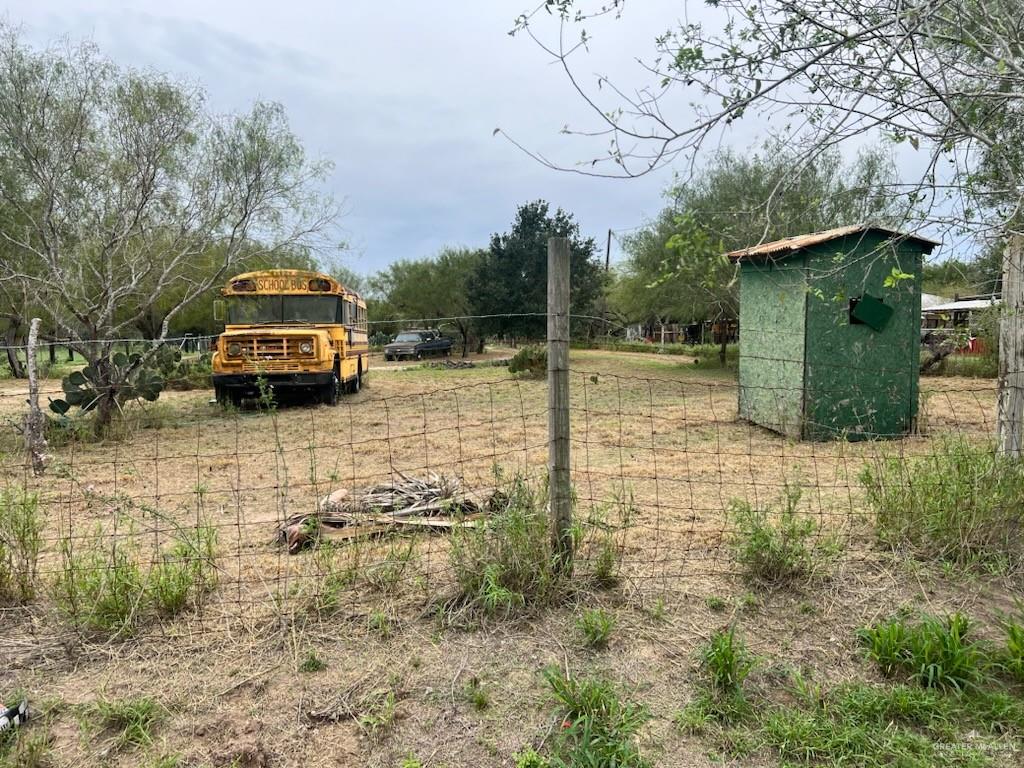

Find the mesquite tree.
[
  {"left": 0, "top": 27, "right": 334, "bottom": 432},
  {"left": 518, "top": 0, "right": 1024, "bottom": 452}
]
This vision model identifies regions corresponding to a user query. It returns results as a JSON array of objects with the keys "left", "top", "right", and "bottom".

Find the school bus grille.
[{"left": 233, "top": 337, "right": 311, "bottom": 359}]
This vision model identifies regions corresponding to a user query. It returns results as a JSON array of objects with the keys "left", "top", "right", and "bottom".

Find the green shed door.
[{"left": 737, "top": 258, "right": 807, "bottom": 438}]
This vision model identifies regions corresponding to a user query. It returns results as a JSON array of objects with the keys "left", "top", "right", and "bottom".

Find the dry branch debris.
[{"left": 278, "top": 471, "right": 495, "bottom": 553}]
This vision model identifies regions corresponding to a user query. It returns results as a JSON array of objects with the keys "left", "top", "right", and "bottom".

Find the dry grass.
[{"left": 0, "top": 350, "right": 1017, "bottom": 767}]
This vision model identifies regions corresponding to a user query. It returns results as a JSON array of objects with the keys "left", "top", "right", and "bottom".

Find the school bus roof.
[{"left": 221, "top": 268, "right": 364, "bottom": 302}]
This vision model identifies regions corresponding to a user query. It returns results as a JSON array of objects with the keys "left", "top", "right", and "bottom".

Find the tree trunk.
[
  {"left": 5, "top": 321, "right": 25, "bottom": 378},
  {"left": 997, "top": 234, "right": 1024, "bottom": 457},
  {"left": 92, "top": 358, "right": 117, "bottom": 436},
  {"left": 457, "top": 320, "right": 469, "bottom": 358},
  {"left": 719, "top": 325, "right": 728, "bottom": 367}
]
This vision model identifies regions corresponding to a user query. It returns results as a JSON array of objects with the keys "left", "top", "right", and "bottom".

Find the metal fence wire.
[{"left": 0, "top": 359, "right": 1003, "bottom": 652}]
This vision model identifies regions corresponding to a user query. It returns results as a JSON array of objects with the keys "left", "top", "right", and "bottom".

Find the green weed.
[
  {"left": 728, "top": 486, "right": 835, "bottom": 584},
  {"left": 0, "top": 487, "right": 44, "bottom": 604},
  {"left": 701, "top": 625, "right": 756, "bottom": 697},
  {"left": 92, "top": 696, "right": 164, "bottom": 748},
  {"left": 541, "top": 668, "right": 650, "bottom": 768},
  {"left": 146, "top": 523, "right": 218, "bottom": 616},
  {"left": 705, "top": 596, "right": 727, "bottom": 612},
  {"left": 576, "top": 607, "right": 615, "bottom": 649},
  {"left": 449, "top": 475, "right": 559, "bottom": 615},
  {"left": 364, "top": 539, "right": 416, "bottom": 594},
  {"left": 464, "top": 676, "right": 489, "bottom": 711},
  {"left": 54, "top": 529, "right": 146, "bottom": 634},
  {"left": 861, "top": 438, "right": 1024, "bottom": 568},
  {"left": 299, "top": 649, "right": 327, "bottom": 673},
  {"left": 357, "top": 689, "right": 397, "bottom": 739},
  {"left": 858, "top": 613, "right": 990, "bottom": 692},
  {"left": 367, "top": 608, "right": 394, "bottom": 639}
]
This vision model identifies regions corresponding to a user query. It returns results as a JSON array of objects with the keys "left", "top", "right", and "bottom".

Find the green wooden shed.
[{"left": 730, "top": 225, "right": 939, "bottom": 441}]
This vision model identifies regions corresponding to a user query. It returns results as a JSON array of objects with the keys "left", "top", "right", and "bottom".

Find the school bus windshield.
[{"left": 227, "top": 295, "right": 340, "bottom": 325}]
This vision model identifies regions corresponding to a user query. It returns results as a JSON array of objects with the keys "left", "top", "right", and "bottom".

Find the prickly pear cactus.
[{"left": 49, "top": 350, "right": 165, "bottom": 416}]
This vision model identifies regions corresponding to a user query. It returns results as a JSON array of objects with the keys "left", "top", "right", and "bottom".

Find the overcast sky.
[{"left": 8, "top": 1, "right": 956, "bottom": 276}]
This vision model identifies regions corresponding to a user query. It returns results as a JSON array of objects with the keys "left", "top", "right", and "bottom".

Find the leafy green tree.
[
  {"left": 525, "top": 0, "right": 1024, "bottom": 449},
  {"left": 0, "top": 28, "right": 333, "bottom": 432},
  {"left": 371, "top": 248, "right": 485, "bottom": 355},
  {"left": 471, "top": 201, "right": 604, "bottom": 341},
  {"left": 613, "top": 143, "right": 904, "bottom": 361}
]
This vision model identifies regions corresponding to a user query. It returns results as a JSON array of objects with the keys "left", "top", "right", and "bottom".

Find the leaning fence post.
[
  {"left": 548, "top": 236, "right": 573, "bottom": 573},
  {"left": 24, "top": 317, "right": 48, "bottom": 476}
]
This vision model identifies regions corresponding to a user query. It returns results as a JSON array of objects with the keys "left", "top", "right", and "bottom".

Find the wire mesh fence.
[{"left": 0, "top": 355, "right": 1008, "bottom": 658}]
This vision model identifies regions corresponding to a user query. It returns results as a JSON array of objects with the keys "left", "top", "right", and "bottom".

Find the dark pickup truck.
[{"left": 383, "top": 330, "right": 453, "bottom": 361}]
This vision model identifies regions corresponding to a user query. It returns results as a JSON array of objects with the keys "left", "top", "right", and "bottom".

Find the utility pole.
[
  {"left": 547, "top": 237, "right": 573, "bottom": 574},
  {"left": 605, "top": 228, "right": 612, "bottom": 272}
]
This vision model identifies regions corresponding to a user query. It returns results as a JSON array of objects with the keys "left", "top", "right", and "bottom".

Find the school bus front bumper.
[{"left": 212, "top": 371, "right": 334, "bottom": 396}]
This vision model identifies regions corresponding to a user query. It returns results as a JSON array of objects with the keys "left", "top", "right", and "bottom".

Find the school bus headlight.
[
  {"left": 227, "top": 342, "right": 242, "bottom": 356},
  {"left": 299, "top": 341, "right": 314, "bottom": 355}
]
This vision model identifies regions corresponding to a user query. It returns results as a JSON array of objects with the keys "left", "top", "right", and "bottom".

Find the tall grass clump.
[
  {"left": 449, "top": 475, "right": 558, "bottom": 615},
  {"left": 54, "top": 519, "right": 218, "bottom": 633},
  {"left": 860, "top": 439, "right": 1024, "bottom": 568},
  {"left": 524, "top": 668, "right": 650, "bottom": 768},
  {"left": 728, "top": 486, "right": 836, "bottom": 584},
  {"left": 147, "top": 523, "right": 218, "bottom": 616},
  {"left": 0, "top": 487, "right": 45, "bottom": 603},
  {"left": 858, "top": 613, "right": 990, "bottom": 692},
  {"left": 54, "top": 527, "right": 146, "bottom": 634}
]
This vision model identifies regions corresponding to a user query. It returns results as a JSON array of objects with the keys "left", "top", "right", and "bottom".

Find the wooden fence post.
[
  {"left": 24, "top": 318, "right": 48, "bottom": 476},
  {"left": 548, "top": 237, "right": 573, "bottom": 573},
  {"left": 998, "top": 234, "right": 1024, "bottom": 457}
]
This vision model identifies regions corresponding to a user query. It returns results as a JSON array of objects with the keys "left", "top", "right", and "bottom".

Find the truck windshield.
[
  {"left": 394, "top": 333, "right": 423, "bottom": 342},
  {"left": 228, "top": 296, "right": 340, "bottom": 324}
]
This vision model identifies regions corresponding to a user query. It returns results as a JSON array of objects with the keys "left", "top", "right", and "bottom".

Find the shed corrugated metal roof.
[{"left": 727, "top": 225, "right": 940, "bottom": 261}]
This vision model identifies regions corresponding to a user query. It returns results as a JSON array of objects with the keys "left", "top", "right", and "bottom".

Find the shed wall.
[
  {"left": 737, "top": 258, "right": 807, "bottom": 437},
  {"left": 802, "top": 233, "right": 922, "bottom": 440}
]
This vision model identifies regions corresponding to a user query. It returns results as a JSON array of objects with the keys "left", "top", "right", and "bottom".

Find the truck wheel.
[
  {"left": 351, "top": 373, "right": 361, "bottom": 394},
  {"left": 415, "top": 351, "right": 423, "bottom": 360},
  {"left": 322, "top": 375, "right": 339, "bottom": 406}
]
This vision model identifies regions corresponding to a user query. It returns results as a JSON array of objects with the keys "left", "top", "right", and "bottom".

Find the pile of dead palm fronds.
[{"left": 279, "top": 471, "right": 496, "bottom": 553}]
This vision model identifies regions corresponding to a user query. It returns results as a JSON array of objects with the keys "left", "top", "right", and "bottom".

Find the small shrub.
[
  {"left": 367, "top": 608, "right": 394, "bottom": 639},
  {"left": 858, "top": 613, "right": 990, "bottom": 692},
  {"left": 860, "top": 438, "right": 1024, "bottom": 567},
  {"left": 93, "top": 696, "right": 164, "bottom": 748},
  {"left": 728, "top": 486, "right": 832, "bottom": 584},
  {"left": 542, "top": 668, "right": 651, "bottom": 768},
  {"left": 364, "top": 539, "right": 416, "bottom": 594},
  {"left": 577, "top": 607, "right": 615, "bottom": 649},
  {"left": 705, "top": 596, "right": 727, "bottom": 612},
  {"left": 147, "top": 523, "right": 218, "bottom": 616},
  {"left": 357, "top": 689, "right": 397, "bottom": 739},
  {"left": 464, "top": 676, "right": 489, "bottom": 711},
  {"left": 299, "top": 649, "right": 327, "bottom": 674},
  {"left": 0, "top": 487, "right": 45, "bottom": 604},
  {"left": 54, "top": 530, "right": 146, "bottom": 634},
  {"left": 701, "top": 625, "right": 756, "bottom": 697},
  {"left": 508, "top": 345, "right": 547, "bottom": 379},
  {"left": 449, "top": 475, "right": 559, "bottom": 615}
]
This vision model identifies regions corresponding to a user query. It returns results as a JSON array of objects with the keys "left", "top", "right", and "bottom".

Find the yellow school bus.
[{"left": 211, "top": 269, "right": 368, "bottom": 406}]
